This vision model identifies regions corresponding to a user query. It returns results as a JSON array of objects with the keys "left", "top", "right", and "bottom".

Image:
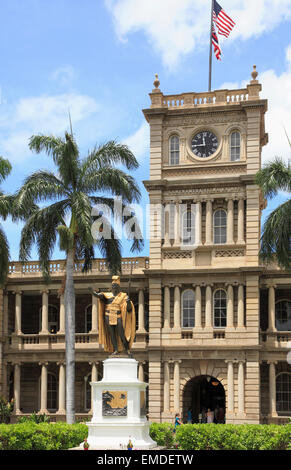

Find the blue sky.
[{"left": 0, "top": 0, "right": 290, "bottom": 261}]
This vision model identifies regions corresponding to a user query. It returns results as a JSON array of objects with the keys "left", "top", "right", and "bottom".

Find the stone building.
[{"left": 0, "top": 67, "right": 290, "bottom": 424}]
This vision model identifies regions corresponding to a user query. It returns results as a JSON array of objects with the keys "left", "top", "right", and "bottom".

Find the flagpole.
[{"left": 208, "top": 0, "right": 214, "bottom": 91}]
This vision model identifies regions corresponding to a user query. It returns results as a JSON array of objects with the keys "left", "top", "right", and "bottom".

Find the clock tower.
[{"left": 142, "top": 67, "right": 269, "bottom": 424}]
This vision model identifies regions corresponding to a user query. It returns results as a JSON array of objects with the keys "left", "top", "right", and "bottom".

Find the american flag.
[
  {"left": 212, "top": 24, "right": 221, "bottom": 61},
  {"left": 213, "top": 0, "right": 235, "bottom": 38}
]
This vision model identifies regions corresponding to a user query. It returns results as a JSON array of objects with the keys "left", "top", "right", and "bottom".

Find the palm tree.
[
  {"left": 14, "top": 131, "right": 143, "bottom": 423},
  {"left": 255, "top": 157, "right": 291, "bottom": 270},
  {"left": 0, "top": 156, "right": 12, "bottom": 287}
]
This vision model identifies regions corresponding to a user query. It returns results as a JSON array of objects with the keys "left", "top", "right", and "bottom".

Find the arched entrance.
[{"left": 183, "top": 375, "right": 226, "bottom": 423}]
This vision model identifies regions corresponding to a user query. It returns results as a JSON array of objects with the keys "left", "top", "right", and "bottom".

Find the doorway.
[{"left": 183, "top": 375, "right": 225, "bottom": 423}]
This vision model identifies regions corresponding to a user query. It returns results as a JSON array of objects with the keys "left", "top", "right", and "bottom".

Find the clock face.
[{"left": 191, "top": 131, "right": 218, "bottom": 158}]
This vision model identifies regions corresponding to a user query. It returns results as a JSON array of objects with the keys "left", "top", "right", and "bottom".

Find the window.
[
  {"left": 85, "top": 305, "right": 92, "bottom": 333},
  {"left": 47, "top": 373, "right": 57, "bottom": 411},
  {"left": 169, "top": 135, "right": 180, "bottom": 165},
  {"left": 39, "top": 304, "right": 59, "bottom": 334},
  {"left": 213, "top": 289, "right": 227, "bottom": 328},
  {"left": 230, "top": 131, "right": 241, "bottom": 161},
  {"left": 182, "top": 209, "right": 195, "bottom": 246},
  {"left": 48, "top": 305, "right": 58, "bottom": 334},
  {"left": 213, "top": 209, "right": 227, "bottom": 244},
  {"left": 182, "top": 290, "right": 195, "bottom": 328},
  {"left": 276, "top": 373, "right": 291, "bottom": 413},
  {"left": 275, "top": 300, "right": 291, "bottom": 331}
]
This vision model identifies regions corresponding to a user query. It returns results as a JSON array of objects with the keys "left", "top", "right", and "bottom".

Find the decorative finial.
[
  {"left": 251, "top": 65, "right": 258, "bottom": 82},
  {"left": 153, "top": 73, "right": 160, "bottom": 90}
]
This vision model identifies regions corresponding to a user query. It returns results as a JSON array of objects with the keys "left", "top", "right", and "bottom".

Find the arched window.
[
  {"left": 213, "top": 209, "right": 227, "bottom": 244},
  {"left": 276, "top": 373, "right": 291, "bottom": 413},
  {"left": 230, "top": 131, "right": 241, "bottom": 161},
  {"left": 182, "top": 209, "right": 195, "bottom": 246},
  {"left": 85, "top": 305, "right": 92, "bottom": 333},
  {"left": 47, "top": 373, "right": 57, "bottom": 411},
  {"left": 275, "top": 300, "right": 291, "bottom": 331},
  {"left": 213, "top": 289, "right": 227, "bottom": 328},
  {"left": 181, "top": 289, "right": 195, "bottom": 328},
  {"left": 169, "top": 135, "right": 180, "bottom": 165}
]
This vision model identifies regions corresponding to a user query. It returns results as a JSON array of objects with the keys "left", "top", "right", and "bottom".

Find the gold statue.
[{"left": 92, "top": 276, "right": 136, "bottom": 355}]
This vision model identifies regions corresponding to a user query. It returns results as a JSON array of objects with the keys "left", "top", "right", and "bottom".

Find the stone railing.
[
  {"left": 8, "top": 257, "right": 149, "bottom": 277},
  {"left": 149, "top": 68, "right": 262, "bottom": 110}
]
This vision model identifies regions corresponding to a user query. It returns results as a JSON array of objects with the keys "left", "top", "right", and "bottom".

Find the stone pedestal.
[{"left": 84, "top": 357, "right": 157, "bottom": 449}]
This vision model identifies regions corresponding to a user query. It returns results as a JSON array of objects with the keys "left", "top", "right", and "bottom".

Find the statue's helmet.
[{"left": 112, "top": 275, "right": 120, "bottom": 285}]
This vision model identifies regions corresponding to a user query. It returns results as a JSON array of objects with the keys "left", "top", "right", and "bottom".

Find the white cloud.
[
  {"left": 105, "top": 0, "right": 291, "bottom": 68},
  {"left": 220, "top": 43, "right": 291, "bottom": 165},
  {"left": 0, "top": 93, "right": 98, "bottom": 162},
  {"left": 51, "top": 65, "right": 77, "bottom": 86},
  {"left": 122, "top": 121, "right": 149, "bottom": 160}
]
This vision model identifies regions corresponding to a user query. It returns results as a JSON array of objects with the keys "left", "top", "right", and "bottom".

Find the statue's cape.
[{"left": 97, "top": 292, "right": 136, "bottom": 353}]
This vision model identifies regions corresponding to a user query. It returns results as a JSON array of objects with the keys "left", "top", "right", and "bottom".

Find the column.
[
  {"left": 138, "top": 362, "right": 145, "bottom": 382},
  {"left": 90, "top": 292, "right": 98, "bottom": 333},
  {"left": 57, "top": 362, "right": 66, "bottom": 414},
  {"left": 40, "top": 290, "right": 49, "bottom": 334},
  {"left": 39, "top": 362, "right": 48, "bottom": 414},
  {"left": 268, "top": 284, "right": 276, "bottom": 332},
  {"left": 205, "top": 285, "right": 212, "bottom": 329},
  {"left": 226, "top": 199, "right": 234, "bottom": 245},
  {"left": 163, "top": 361, "right": 170, "bottom": 412},
  {"left": 173, "top": 285, "right": 181, "bottom": 330},
  {"left": 163, "top": 286, "right": 170, "bottom": 330},
  {"left": 58, "top": 294, "right": 65, "bottom": 334},
  {"left": 237, "top": 198, "right": 245, "bottom": 244},
  {"left": 174, "top": 201, "right": 180, "bottom": 246},
  {"left": 163, "top": 206, "right": 170, "bottom": 247},
  {"left": 89, "top": 362, "right": 98, "bottom": 413},
  {"left": 238, "top": 361, "right": 245, "bottom": 415},
  {"left": 13, "top": 363, "right": 21, "bottom": 414},
  {"left": 194, "top": 285, "right": 202, "bottom": 329},
  {"left": 173, "top": 360, "right": 181, "bottom": 412},
  {"left": 268, "top": 361, "right": 278, "bottom": 417},
  {"left": 137, "top": 289, "right": 146, "bottom": 332},
  {"left": 237, "top": 284, "right": 245, "bottom": 329},
  {"left": 226, "top": 284, "right": 234, "bottom": 330},
  {"left": 226, "top": 360, "right": 234, "bottom": 414},
  {"left": 205, "top": 200, "right": 213, "bottom": 245},
  {"left": 195, "top": 201, "right": 202, "bottom": 246},
  {"left": 13, "top": 291, "right": 22, "bottom": 335}
]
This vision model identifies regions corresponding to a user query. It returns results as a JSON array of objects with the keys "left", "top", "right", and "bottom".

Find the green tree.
[
  {"left": 255, "top": 157, "right": 291, "bottom": 270},
  {"left": 0, "top": 156, "right": 12, "bottom": 286},
  {"left": 14, "top": 131, "right": 143, "bottom": 423}
]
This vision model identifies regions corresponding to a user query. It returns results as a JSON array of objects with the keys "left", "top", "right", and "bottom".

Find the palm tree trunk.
[{"left": 65, "top": 247, "right": 76, "bottom": 424}]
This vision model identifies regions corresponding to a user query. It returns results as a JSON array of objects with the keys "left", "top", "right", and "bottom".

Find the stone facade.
[{"left": 0, "top": 69, "right": 290, "bottom": 424}]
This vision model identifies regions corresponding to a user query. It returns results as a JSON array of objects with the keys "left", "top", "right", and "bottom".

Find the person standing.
[
  {"left": 187, "top": 407, "right": 192, "bottom": 424},
  {"left": 206, "top": 408, "right": 214, "bottom": 423},
  {"left": 174, "top": 413, "right": 182, "bottom": 433}
]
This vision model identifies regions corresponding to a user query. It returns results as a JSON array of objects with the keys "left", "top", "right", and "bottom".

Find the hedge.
[
  {"left": 174, "top": 423, "right": 291, "bottom": 450},
  {"left": 0, "top": 421, "right": 290, "bottom": 450},
  {"left": 0, "top": 422, "right": 88, "bottom": 450}
]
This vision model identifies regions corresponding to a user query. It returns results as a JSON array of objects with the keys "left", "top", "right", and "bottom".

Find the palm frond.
[
  {"left": 260, "top": 199, "right": 291, "bottom": 270},
  {"left": 255, "top": 157, "right": 291, "bottom": 198},
  {"left": 81, "top": 167, "right": 141, "bottom": 203},
  {"left": 0, "top": 157, "right": 12, "bottom": 183},
  {"left": 80, "top": 141, "right": 139, "bottom": 177},
  {"left": 14, "top": 171, "right": 68, "bottom": 214},
  {"left": 19, "top": 201, "right": 68, "bottom": 278},
  {"left": 0, "top": 224, "right": 10, "bottom": 286}
]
